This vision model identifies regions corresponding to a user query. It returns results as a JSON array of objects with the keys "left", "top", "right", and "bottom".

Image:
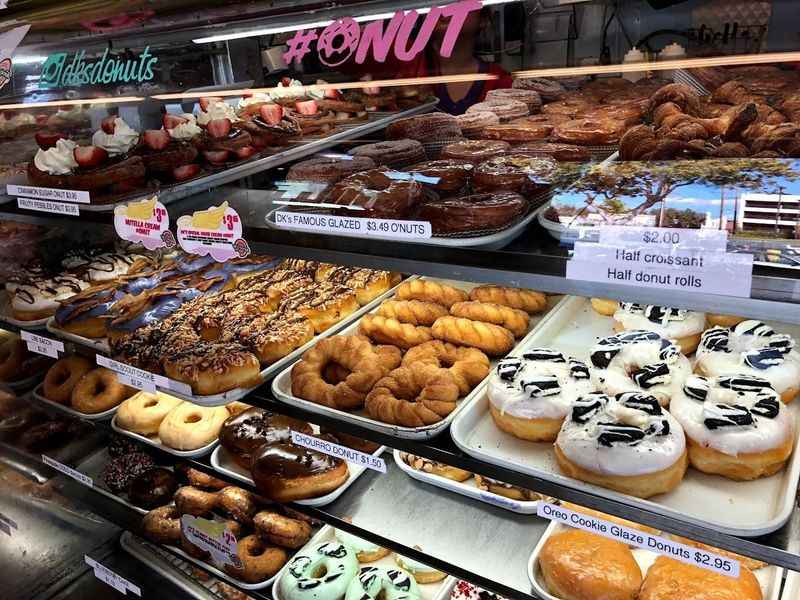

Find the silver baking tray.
[
  {"left": 111, "top": 413, "right": 219, "bottom": 458},
  {"left": 272, "top": 278, "right": 562, "bottom": 440},
  {"left": 31, "top": 383, "right": 120, "bottom": 421}
]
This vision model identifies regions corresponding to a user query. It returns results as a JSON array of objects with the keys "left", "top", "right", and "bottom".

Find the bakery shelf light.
[
  {"left": 513, "top": 51, "right": 800, "bottom": 78},
  {"left": 0, "top": 96, "right": 144, "bottom": 110}
]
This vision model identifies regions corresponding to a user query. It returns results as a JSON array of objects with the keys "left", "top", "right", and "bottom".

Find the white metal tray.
[
  {"left": 392, "top": 449, "right": 541, "bottom": 514},
  {"left": 46, "top": 318, "right": 110, "bottom": 353},
  {"left": 0, "top": 290, "right": 49, "bottom": 329},
  {"left": 272, "top": 525, "right": 454, "bottom": 600},
  {"left": 451, "top": 295, "right": 800, "bottom": 537},
  {"left": 210, "top": 441, "right": 385, "bottom": 507},
  {"left": 32, "top": 383, "right": 120, "bottom": 421},
  {"left": 111, "top": 413, "right": 219, "bottom": 458},
  {"left": 528, "top": 520, "right": 783, "bottom": 600},
  {"left": 272, "top": 279, "right": 562, "bottom": 439}
]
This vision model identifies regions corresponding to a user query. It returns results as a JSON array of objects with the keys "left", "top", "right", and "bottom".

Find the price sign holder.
[
  {"left": 20, "top": 331, "right": 63, "bottom": 358},
  {"left": 17, "top": 197, "right": 80, "bottom": 216},
  {"left": 96, "top": 355, "right": 192, "bottom": 396},
  {"left": 41, "top": 455, "right": 93, "bottom": 487},
  {"left": 273, "top": 209, "right": 431, "bottom": 241},
  {"left": 85, "top": 556, "right": 141, "bottom": 596},
  {"left": 291, "top": 430, "right": 387, "bottom": 473}
]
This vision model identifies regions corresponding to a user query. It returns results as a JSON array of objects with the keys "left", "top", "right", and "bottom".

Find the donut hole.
[
  {"left": 184, "top": 413, "right": 202, "bottom": 424},
  {"left": 322, "top": 362, "right": 350, "bottom": 385},
  {"left": 53, "top": 369, "right": 71, "bottom": 385},
  {"left": 248, "top": 539, "right": 267, "bottom": 557},
  {"left": 92, "top": 380, "right": 108, "bottom": 395},
  {"left": 143, "top": 399, "right": 158, "bottom": 408}
]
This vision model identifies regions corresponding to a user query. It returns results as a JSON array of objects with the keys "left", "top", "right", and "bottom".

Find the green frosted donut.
[
  {"left": 344, "top": 566, "right": 421, "bottom": 600},
  {"left": 280, "top": 542, "right": 358, "bottom": 600}
]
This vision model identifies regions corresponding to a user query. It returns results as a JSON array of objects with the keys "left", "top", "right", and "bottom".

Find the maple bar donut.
[
  {"left": 613, "top": 303, "right": 707, "bottom": 355},
  {"left": 71, "top": 368, "right": 132, "bottom": 414},
  {"left": 431, "top": 316, "right": 515, "bottom": 357},
  {"left": 455, "top": 111, "right": 500, "bottom": 138},
  {"left": 158, "top": 404, "right": 230, "bottom": 450},
  {"left": 487, "top": 88, "right": 542, "bottom": 114},
  {"left": 590, "top": 330, "right": 692, "bottom": 407},
  {"left": 695, "top": 320, "right": 800, "bottom": 403},
  {"left": 286, "top": 155, "right": 375, "bottom": 186},
  {"left": 468, "top": 285, "right": 547, "bottom": 314},
  {"left": 467, "top": 99, "right": 528, "bottom": 121},
  {"left": 279, "top": 541, "right": 359, "bottom": 600},
  {"left": 43, "top": 356, "right": 93, "bottom": 405},
  {"left": 440, "top": 139, "right": 510, "bottom": 165},
  {"left": 116, "top": 391, "right": 184, "bottom": 436},
  {"left": 348, "top": 139, "right": 426, "bottom": 168},
  {"left": 359, "top": 314, "right": 433, "bottom": 349},
  {"left": 406, "top": 159, "right": 473, "bottom": 193},
  {"left": 450, "top": 301, "right": 530, "bottom": 337},
  {"left": 555, "top": 392, "right": 688, "bottom": 498},
  {"left": 376, "top": 299, "right": 449, "bottom": 326},
  {"left": 671, "top": 374, "right": 794, "bottom": 480},
  {"left": 488, "top": 348, "right": 594, "bottom": 441},
  {"left": 417, "top": 192, "right": 528, "bottom": 235},
  {"left": 402, "top": 340, "right": 490, "bottom": 395},
  {"left": 512, "top": 77, "right": 566, "bottom": 102},
  {"left": 395, "top": 280, "right": 467, "bottom": 309},
  {"left": 473, "top": 155, "right": 556, "bottom": 196},
  {"left": 251, "top": 442, "right": 349, "bottom": 502}
]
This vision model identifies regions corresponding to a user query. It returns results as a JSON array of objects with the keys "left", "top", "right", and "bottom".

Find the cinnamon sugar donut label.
[
  {"left": 177, "top": 201, "right": 250, "bottom": 262},
  {"left": 20, "top": 331, "right": 63, "bottom": 358},
  {"left": 180, "top": 516, "right": 241, "bottom": 569},
  {"left": 8, "top": 184, "right": 90, "bottom": 203},
  {"left": 291, "top": 430, "right": 387, "bottom": 472},
  {"left": 114, "top": 195, "right": 175, "bottom": 251}
]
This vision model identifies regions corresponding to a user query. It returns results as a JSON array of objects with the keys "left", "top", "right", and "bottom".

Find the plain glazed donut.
[
  {"left": 401, "top": 340, "right": 490, "bottom": 396},
  {"left": 224, "top": 535, "right": 288, "bottom": 583},
  {"left": 0, "top": 336, "right": 26, "bottom": 382},
  {"left": 639, "top": 557, "right": 762, "bottom": 600},
  {"left": 71, "top": 368, "right": 132, "bottom": 414},
  {"left": 116, "top": 391, "right": 184, "bottom": 435},
  {"left": 141, "top": 505, "right": 182, "bottom": 544},
  {"left": 279, "top": 542, "right": 358, "bottom": 600},
  {"left": 158, "top": 404, "right": 230, "bottom": 450},
  {"left": 43, "top": 356, "right": 93, "bottom": 405}
]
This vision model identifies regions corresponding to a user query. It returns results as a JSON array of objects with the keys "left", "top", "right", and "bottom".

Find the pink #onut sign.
[
  {"left": 283, "top": 0, "right": 481, "bottom": 66},
  {"left": 176, "top": 204, "right": 251, "bottom": 262},
  {"left": 113, "top": 197, "right": 176, "bottom": 250}
]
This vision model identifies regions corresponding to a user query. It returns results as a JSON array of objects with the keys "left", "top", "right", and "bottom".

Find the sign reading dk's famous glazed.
[
  {"left": 283, "top": 0, "right": 481, "bottom": 66},
  {"left": 40, "top": 46, "right": 157, "bottom": 89}
]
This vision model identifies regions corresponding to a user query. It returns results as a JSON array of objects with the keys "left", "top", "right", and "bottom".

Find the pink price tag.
[
  {"left": 114, "top": 196, "right": 175, "bottom": 251},
  {"left": 176, "top": 202, "right": 250, "bottom": 262}
]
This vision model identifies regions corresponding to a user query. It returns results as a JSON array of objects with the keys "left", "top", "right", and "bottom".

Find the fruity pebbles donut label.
[
  {"left": 177, "top": 201, "right": 250, "bottom": 262},
  {"left": 114, "top": 195, "right": 175, "bottom": 251}
]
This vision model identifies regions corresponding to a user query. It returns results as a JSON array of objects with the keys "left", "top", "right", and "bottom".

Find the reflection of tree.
[
  {"left": 661, "top": 208, "right": 705, "bottom": 228},
  {"left": 600, "top": 197, "right": 627, "bottom": 215}
]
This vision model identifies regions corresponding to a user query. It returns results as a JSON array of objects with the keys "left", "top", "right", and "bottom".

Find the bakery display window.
[{"left": 2, "top": 0, "right": 800, "bottom": 599}]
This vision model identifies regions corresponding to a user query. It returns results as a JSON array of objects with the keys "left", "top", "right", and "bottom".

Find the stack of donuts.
[
  {"left": 290, "top": 280, "right": 548, "bottom": 428},
  {"left": 42, "top": 356, "right": 135, "bottom": 414},
  {"left": 486, "top": 296, "right": 800, "bottom": 499}
]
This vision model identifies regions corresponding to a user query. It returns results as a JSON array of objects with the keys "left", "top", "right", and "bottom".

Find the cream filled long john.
[
  {"left": 487, "top": 348, "right": 594, "bottom": 441},
  {"left": 555, "top": 392, "right": 688, "bottom": 498},
  {"left": 158, "top": 404, "right": 230, "bottom": 450}
]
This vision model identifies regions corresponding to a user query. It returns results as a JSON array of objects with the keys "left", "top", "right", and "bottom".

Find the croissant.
[
  {"left": 647, "top": 83, "right": 702, "bottom": 118},
  {"left": 711, "top": 80, "right": 761, "bottom": 105}
]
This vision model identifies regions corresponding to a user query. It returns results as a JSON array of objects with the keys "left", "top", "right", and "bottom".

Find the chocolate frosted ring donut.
[
  {"left": 386, "top": 112, "right": 461, "bottom": 142},
  {"left": 512, "top": 77, "right": 566, "bottom": 102},
  {"left": 467, "top": 99, "right": 529, "bottom": 122},
  {"left": 407, "top": 159, "right": 473, "bottom": 193},
  {"left": 514, "top": 141, "right": 591, "bottom": 162},
  {"left": 440, "top": 139, "right": 510, "bottom": 165},
  {"left": 348, "top": 139, "right": 426, "bottom": 168},
  {"left": 326, "top": 168, "right": 424, "bottom": 219},
  {"left": 487, "top": 88, "right": 543, "bottom": 114},
  {"left": 473, "top": 154, "right": 556, "bottom": 196},
  {"left": 417, "top": 191, "right": 528, "bottom": 234},
  {"left": 455, "top": 111, "right": 499, "bottom": 138},
  {"left": 287, "top": 155, "right": 375, "bottom": 185}
]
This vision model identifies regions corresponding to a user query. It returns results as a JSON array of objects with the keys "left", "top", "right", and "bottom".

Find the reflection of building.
[
  {"left": 736, "top": 192, "right": 800, "bottom": 237},
  {"left": 703, "top": 212, "right": 729, "bottom": 231},
  {"left": 560, "top": 213, "right": 657, "bottom": 226}
]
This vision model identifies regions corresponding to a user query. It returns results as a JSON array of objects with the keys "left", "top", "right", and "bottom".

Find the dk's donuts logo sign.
[
  {"left": 39, "top": 46, "right": 157, "bottom": 89},
  {"left": 283, "top": 0, "right": 481, "bottom": 66}
]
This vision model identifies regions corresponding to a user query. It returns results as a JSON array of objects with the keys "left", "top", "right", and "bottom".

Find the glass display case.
[{"left": 1, "top": 0, "right": 800, "bottom": 599}]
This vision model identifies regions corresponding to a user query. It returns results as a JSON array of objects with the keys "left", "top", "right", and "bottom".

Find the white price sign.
[
  {"left": 20, "top": 331, "right": 63, "bottom": 358},
  {"left": 8, "top": 184, "right": 90, "bottom": 203},
  {"left": 41, "top": 455, "right": 93, "bottom": 487},
  {"left": 95, "top": 355, "right": 192, "bottom": 395},
  {"left": 478, "top": 491, "right": 521, "bottom": 511},
  {"left": 291, "top": 430, "right": 386, "bottom": 473},
  {"left": 537, "top": 502, "right": 739, "bottom": 578},
  {"left": 274, "top": 210, "right": 431, "bottom": 240},
  {"left": 0, "top": 511, "right": 17, "bottom": 536},
  {"left": 85, "top": 556, "right": 141, "bottom": 596},
  {"left": 17, "top": 197, "right": 80, "bottom": 216},
  {"left": 588, "top": 226, "right": 729, "bottom": 252}
]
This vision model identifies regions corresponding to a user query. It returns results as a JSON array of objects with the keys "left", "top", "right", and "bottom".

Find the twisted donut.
[
  {"left": 468, "top": 285, "right": 546, "bottom": 314},
  {"left": 431, "top": 316, "right": 515, "bottom": 357},
  {"left": 450, "top": 300, "right": 530, "bottom": 338},
  {"left": 402, "top": 340, "right": 489, "bottom": 395},
  {"left": 359, "top": 314, "right": 433, "bottom": 349},
  {"left": 376, "top": 299, "right": 448, "bottom": 326},
  {"left": 395, "top": 280, "right": 467, "bottom": 309}
]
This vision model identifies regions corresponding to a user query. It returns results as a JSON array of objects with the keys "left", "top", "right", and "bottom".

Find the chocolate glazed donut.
[
  {"left": 219, "top": 407, "right": 312, "bottom": 469},
  {"left": 251, "top": 443, "right": 349, "bottom": 503}
]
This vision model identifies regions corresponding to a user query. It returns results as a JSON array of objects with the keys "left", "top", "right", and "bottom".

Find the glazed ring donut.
[
  {"left": 71, "top": 368, "right": 131, "bottom": 414},
  {"left": 450, "top": 301, "right": 530, "bottom": 338},
  {"left": 365, "top": 363, "right": 460, "bottom": 427},
  {"left": 253, "top": 511, "right": 312, "bottom": 549},
  {"left": 43, "top": 356, "right": 93, "bottom": 404},
  {"left": 395, "top": 280, "right": 468, "bottom": 309},
  {"left": 280, "top": 542, "right": 358, "bottom": 600},
  {"left": 116, "top": 391, "right": 184, "bottom": 435},
  {"left": 552, "top": 118, "right": 626, "bottom": 145},
  {"left": 376, "top": 299, "right": 449, "bottom": 326},
  {"left": 432, "top": 316, "right": 515, "bottom": 357},
  {"left": 466, "top": 99, "right": 528, "bottom": 121},
  {"left": 291, "top": 336, "right": 386, "bottom": 410},
  {"left": 468, "top": 285, "right": 547, "bottom": 314},
  {"left": 224, "top": 535, "right": 287, "bottom": 583},
  {"left": 359, "top": 314, "right": 433, "bottom": 349},
  {"left": 141, "top": 505, "right": 182, "bottom": 545},
  {"left": 590, "top": 298, "right": 619, "bottom": 316},
  {"left": 402, "top": 340, "right": 490, "bottom": 396},
  {"left": 158, "top": 404, "right": 230, "bottom": 450},
  {"left": 0, "top": 336, "right": 26, "bottom": 382}
]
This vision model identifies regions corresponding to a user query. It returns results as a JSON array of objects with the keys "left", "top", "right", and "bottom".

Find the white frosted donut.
[
  {"left": 555, "top": 392, "right": 687, "bottom": 497},
  {"left": 671, "top": 374, "right": 795, "bottom": 480},
  {"left": 613, "top": 304, "right": 706, "bottom": 353},
  {"left": 695, "top": 320, "right": 800, "bottom": 403},
  {"left": 590, "top": 330, "right": 692, "bottom": 407},
  {"left": 85, "top": 252, "right": 146, "bottom": 281},
  {"left": 487, "top": 348, "right": 594, "bottom": 441},
  {"left": 10, "top": 275, "right": 89, "bottom": 320}
]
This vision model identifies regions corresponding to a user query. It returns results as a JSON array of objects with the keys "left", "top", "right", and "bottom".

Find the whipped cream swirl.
[
  {"left": 196, "top": 101, "right": 237, "bottom": 126},
  {"left": 168, "top": 113, "right": 201, "bottom": 140},
  {"left": 92, "top": 118, "right": 139, "bottom": 156},
  {"left": 34, "top": 138, "right": 79, "bottom": 175}
]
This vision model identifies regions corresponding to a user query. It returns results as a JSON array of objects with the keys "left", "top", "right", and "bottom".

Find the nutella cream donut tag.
[
  {"left": 177, "top": 201, "right": 250, "bottom": 262},
  {"left": 114, "top": 195, "right": 175, "bottom": 251}
]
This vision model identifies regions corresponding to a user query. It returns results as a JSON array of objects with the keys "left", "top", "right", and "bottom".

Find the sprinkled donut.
[
  {"left": 488, "top": 348, "right": 594, "bottom": 441},
  {"left": 589, "top": 330, "right": 692, "bottom": 407},
  {"left": 280, "top": 541, "right": 358, "bottom": 600},
  {"left": 671, "top": 374, "right": 795, "bottom": 480},
  {"left": 345, "top": 566, "right": 421, "bottom": 599},
  {"left": 612, "top": 303, "right": 706, "bottom": 354},
  {"left": 695, "top": 320, "right": 800, "bottom": 403},
  {"left": 555, "top": 392, "right": 688, "bottom": 498}
]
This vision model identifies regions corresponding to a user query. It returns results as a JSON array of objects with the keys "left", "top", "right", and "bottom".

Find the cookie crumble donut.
[
  {"left": 402, "top": 340, "right": 490, "bottom": 395},
  {"left": 432, "top": 315, "right": 515, "bottom": 357},
  {"left": 376, "top": 299, "right": 448, "bottom": 326},
  {"left": 279, "top": 542, "right": 358, "bottom": 600},
  {"left": 158, "top": 404, "right": 230, "bottom": 450},
  {"left": 671, "top": 374, "right": 795, "bottom": 480},
  {"left": 468, "top": 285, "right": 547, "bottom": 314},
  {"left": 43, "top": 356, "right": 93, "bottom": 405},
  {"left": 394, "top": 280, "right": 467, "bottom": 309},
  {"left": 555, "top": 392, "right": 688, "bottom": 498},
  {"left": 488, "top": 348, "right": 594, "bottom": 441},
  {"left": 450, "top": 301, "right": 530, "bottom": 338},
  {"left": 71, "top": 368, "right": 132, "bottom": 414},
  {"left": 613, "top": 303, "right": 706, "bottom": 355},
  {"left": 590, "top": 330, "right": 691, "bottom": 406},
  {"left": 116, "top": 391, "right": 184, "bottom": 436},
  {"left": 224, "top": 535, "right": 287, "bottom": 583},
  {"left": 359, "top": 314, "right": 433, "bottom": 349}
]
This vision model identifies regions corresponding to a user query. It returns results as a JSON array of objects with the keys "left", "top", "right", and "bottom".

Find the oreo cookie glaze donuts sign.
[
  {"left": 283, "top": 0, "right": 481, "bottom": 66},
  {"left": 177, "top": 201, "right": 251, "bottom": 262}
]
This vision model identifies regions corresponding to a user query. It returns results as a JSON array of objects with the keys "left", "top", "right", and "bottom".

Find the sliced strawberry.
[
  {"left": 35, "top": 114, "right": 49, "bottom": 125},
  {"left": 295, "top": 100, "right": 318, "bottom": 116},
  {"left": 324, "top": 88, "right": 343, "bottom": 100},
  {"left": 234, "top": 146, "right": 256, "bottom": 159},
  {"left": 163, "top": 114, "right": 188, "bottom": 129},
  {"left": 73, "top": 145, "right": 108, "bottom": 168},
  {"left": 203, "top": 150, "right": 230, "bottom": 164},
  {"left": 199, "top": 96, "right": 222, "bottom": 111},
  {"left": 173, "top": 164, "right": 201, "bottom": 181},
  {"left": 281, "top": 77, "right": 292, "bottom": 87},
  {"left": 259, "top": 103, "right": 283, "bottom": 125},
  {"left": 35, "top": 131, "right": 64, "bottom": 149},
  {"left": 207, "top": 118, "right": 232, "bottom": 139},
  {"left": 143, "top": 129, "right": 170, "bottom": 151},
  {"left": 101, "top": 116, "right": 117, "bottom": 134}
]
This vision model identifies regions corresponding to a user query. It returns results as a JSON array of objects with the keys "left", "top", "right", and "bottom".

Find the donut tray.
[
  {"left": 4, "top": 372, "right": 45, "bottom": 392},
  {"left": 272, "top": 525, "right": 455, "bottom": 600},
  {"left": 210, "top": 442, "right": 386, "bottom": 507},
  {"left": 527, "top": 520, "right": 783, "bottom": 600},
  {"left": 450, "top": 295, "right": 800, "bottom": 537},
  {"left": 0, "top": 290, "right": 49, "bottom": 330},
  {"left": 272, "top": 278, "right": 563, "bottom": 440},
  {"left": 110, "top": 413, "right": 220, "bottom": 458},
  {"left": 32, "top": 383, "right": 120, "bottom": 421},
  {"left": 392, "top": 449, "right": 542, "bottom": 515},
  {"left": 45, "top": 319, "right": 110, "bottom": 353},
  {"left": 75, "top": 447, "right": 151, "bottom": 515}
]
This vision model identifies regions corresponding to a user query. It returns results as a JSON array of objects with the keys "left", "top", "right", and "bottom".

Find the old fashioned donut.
[
  {"left": 467, "top": 99, "right": 528, "bottom": 121},
  {"left": 326, "top": 168, "right": 424, "bottom": 220},
  {"left": 253, "top": 511, "right": 312, "bottom": 549},
  {"left": 359, "top": 314, "right": 433, "bottom": 349},
  {"left": 455, "top": 111, "right": 499, "bottom": 138},
  {"left": 286, "top": 155, "right": 375, "bottom": 186},
  {"left": 365, "top": 363, "right": 459, "bottom": 427},
  {"left": 116, "top": 391, "right": 184, "bottom": 435},
  {"left": 432, "top": 316, "right": 515, "bottom": 357},
  {"left": 482, "top": 115, "right": 557, "bottom": 141},
  {"left": 512, "top": 77, "right": 565, "bottom": 102},
  {"left": 394, "top": 280, "right": 467, "bottom": 309},
  {"left": 71, "top": 368, "right": 132, "bottom": 414},
  {"left": 401, "top": 340, "right": 490, "bottom": 395},
  {"left": 450, "top": 301, "right": 530, "bottom": 338},
  {"left": 142, "top": 505, "right": 182, "bottom": 544},
  {"left": 487, "top": 88, "right": 542, "bottom": 113},
  {"left": 440, "top": 139, "right": 510, "bottom": 165},
  {"left": 158, "top": 404, "right": 230, "bottom": 450},
  {"left": 224, "top": 535, "right": 288, "bottom": 583},
  {"left": 43, "top": 356, "right": 93, "bottom": 405},
  {"left": 385, "top": 112, "right": 461, "bottom": 142},
  {"left": 291, "top": 335, "right": 385, "bottom": 409},
  {"left": 0, "top": 336, "right": 26, "bottom": 382},
  {"left": 376, "top": 300, "right": 448, "bottom": 326},
  {"left": 542, "top": 97, "right": 593, "bottom": 117},
  {"left": 279, "top": 542, "right": 358, "bottom": 600}
]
